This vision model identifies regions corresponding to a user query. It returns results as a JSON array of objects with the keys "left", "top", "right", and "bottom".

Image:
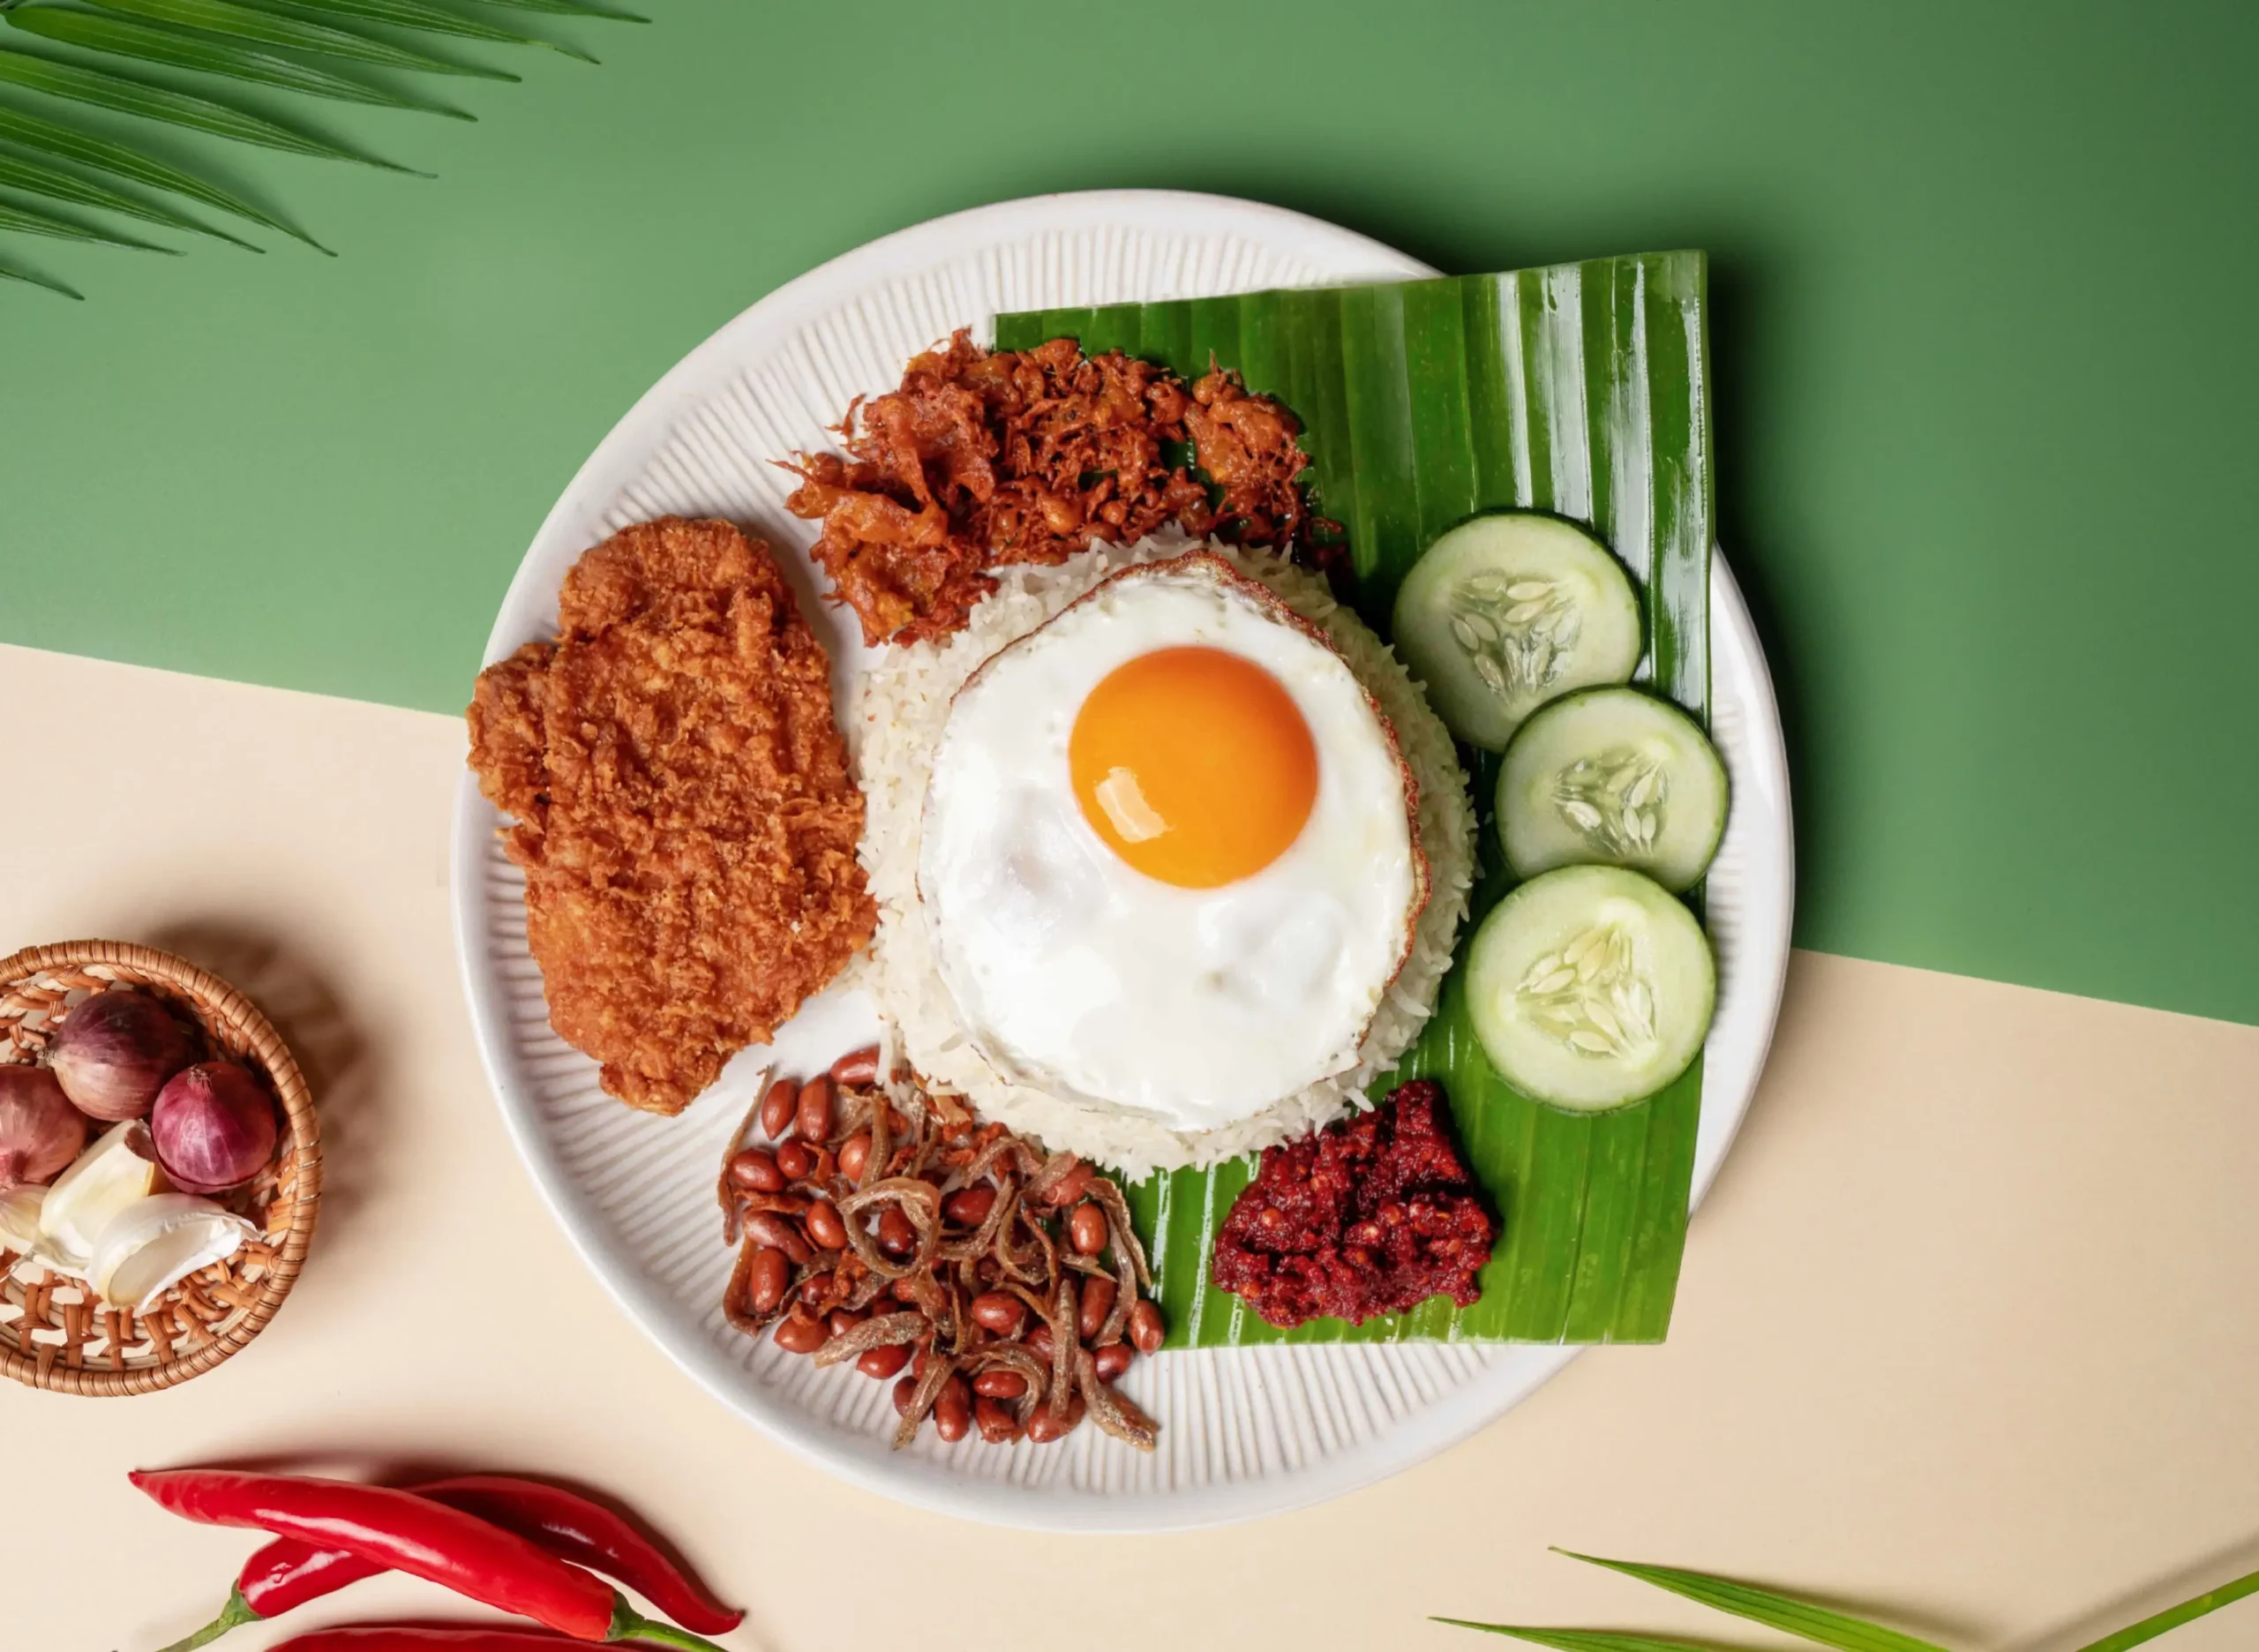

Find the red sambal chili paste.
[{"left": 1210, "top": 1079, "right": 1497, "bottom": 1329}]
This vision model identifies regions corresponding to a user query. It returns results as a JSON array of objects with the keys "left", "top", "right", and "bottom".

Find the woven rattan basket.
[{"left": 0, "top": 941, "right": 319, "bottom": 1394}]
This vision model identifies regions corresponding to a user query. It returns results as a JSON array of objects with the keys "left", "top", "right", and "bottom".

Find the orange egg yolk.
[{"left": 1069, "top": 646, "right": 1319, "bottom": 889}]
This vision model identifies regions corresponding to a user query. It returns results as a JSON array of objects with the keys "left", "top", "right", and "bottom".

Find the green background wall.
[{"left": 2, "top": 1, "right": 2253, "bottom": 1025}]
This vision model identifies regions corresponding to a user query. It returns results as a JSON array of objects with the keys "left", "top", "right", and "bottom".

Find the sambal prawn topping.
[
  {"left": 1210, "top": 1079, "right": 1497, "bottom": 1330},
  {"left": 783, "top": 330, "right": 1320, "bottom": 647},
  {"left": 716, "top": 1047, "right": 1164, "bottom": 1451}
]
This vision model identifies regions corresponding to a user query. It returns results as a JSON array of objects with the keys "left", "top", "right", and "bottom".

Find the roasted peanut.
[
  {"left": 859, "top": 1343, "right": 911, "bottom": 1380},
  {"left": 773, "top": 1141, "right": 814, "bottom": 1183},
  {"left": 727, "top": 1148, "right": 784, "bottom": 1193},
  {"left": 1093, "top": 1342, "right": 1134, "bottom": 1383},
  {"left": 1025, "top": 1392, "right": 1085, "bottom": 1444},
  {"left": 799, "top": 1272, "right": 833, "bottom": 1309},
  {"left": 877, "top": 1205, "right": 918, "bottom": 1258},
  {"left": 893, "top": 1375, "right": 919, "bottom": 1417},
  {"left": 795, "top": 1075, "right": 833, "bottom": 1145},
  {"left": 806, "top": 1199, "right": 848, "bottom": 1250},
  {"left": 1041, "top": 1159, "right": 1095, "bottom": 1208},
  {"left": 745, "top": 1246, "right": 789, "bottom": 1316},
  {"left": 829, "top": 1045, "right": 881, "bottom": 1086},
  {"left": 773, "top": 1311, "right": 827, "bottom": 1355},
  {"left": 1068, "top": 1201, "right": 1109, "bottom": 1256},
  {"left": 934, "top": 1383, "right": 971, "bottom": 1446},
  {"left": 969, "top": 1290, "right": 1026, "bottom": 1337},
  {"left": 1077, "top": 1276, "right": 1116, "bottom": 1341},
  {"left": 972, "top": 1369, "right": 1027, "bottom": 1400},
  {"left": 933, "top": 1375, "right": 972, "bottom": 1443},
  {"left": 1024, "top": 1322, "right": 1055, "bottom": 1362},
  {"left": 974, "top": 1396, "right": 1023, "bottom": 1444},
  {"left": 759, "top": 1078, "right": 797, "bottom": 1139},
  {"left": 837, "top": 1131, "right": 873, "bottom": 1183},
  {"left": 1129, "top": 1298, "right": 1165, "bottom": 1354},
  {"left": 744, "top": 1211, "right": 811, "bottom": 1265},
  {"left": 942, "top": 1183, "right": 997, "bottom": 1228},
  {"left": 828, "top": 1307, "right": 866, "bottom": 1339}
]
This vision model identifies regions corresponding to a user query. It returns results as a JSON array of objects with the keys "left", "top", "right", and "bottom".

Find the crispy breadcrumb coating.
[{"left": 469, "top": 516, "right": 875, "bottom": 1115}]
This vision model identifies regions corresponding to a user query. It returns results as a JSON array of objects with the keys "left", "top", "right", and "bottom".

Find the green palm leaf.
[
  {"left": 85, "top": 0, "right": 521, "bottom": 80},
  {"left": 1556, "top": 1554, "right": 1950, "bottom": 1652},
  {"left": 259, "top": 0, "right": 597, "bottom": 63},
  {"left": 469, "top": 0, "right": 645, "bottom": 19},
  {"left": 0, "top": 101, "right": 327, "bottom": 249},
  {"left": 7, "top": 5, "right": 473, "bottom": 118},
  {"left": 0, "top": 191, "right": 176, "bottom": 250},
  {"left": 2074, "top": 1562, "right": 2259, "bottom": 1651},
  {"left": 0, "top": 146, "right": 259, "bottom": 249},
  {"left": 0, "top": 250, "right": 81, "bottom": 296},
  {"left": 0, "top": 48, "right": 426, "bottom": 172},
  {"left": 1435, "top": 1625, "right": 1721, "bottom": 1651}
]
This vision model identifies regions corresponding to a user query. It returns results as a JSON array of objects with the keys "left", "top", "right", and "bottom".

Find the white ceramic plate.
[{"left": 452, "top": 191, "right": 1794, "bottom": 1532}]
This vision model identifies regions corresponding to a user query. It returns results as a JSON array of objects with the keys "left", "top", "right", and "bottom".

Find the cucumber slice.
[
  {"left": 1392, "top": 512, "right": 1643, "bottom": 749},
  {"left": 1466, "top": 865, "right": 1714, "bottom": 1113},
  {"left": 1497, "top": 687, "right": 1729, "bottom": 892}
]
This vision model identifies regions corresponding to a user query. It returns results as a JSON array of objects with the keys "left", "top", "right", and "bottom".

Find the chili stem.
[
  {"left": 615, "top": 1607, "right": 732, "bottom": 1652},
  {"left": 152, "top": 1588, "right": 260, "bottom": 1652}
]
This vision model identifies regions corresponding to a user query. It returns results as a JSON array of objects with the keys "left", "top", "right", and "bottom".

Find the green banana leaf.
[{"left": 995, "top": 251, "right": 1712, "bottom": 1344}]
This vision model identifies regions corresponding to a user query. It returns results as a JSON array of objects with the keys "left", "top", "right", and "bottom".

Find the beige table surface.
[{"left": 4, "top": 639, "right": 2255, "bottom": 1652}]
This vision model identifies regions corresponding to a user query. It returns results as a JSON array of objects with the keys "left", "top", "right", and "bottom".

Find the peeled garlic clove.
[
  {"left": 89, "top": 1192, "right": 255, "bottom": 1311},
  {"left": 35, "top": 1119, "right": 161, "bottom": 1279},
  {"left": 0, "top": 1184, "right": 45, "bottom": 1253}
]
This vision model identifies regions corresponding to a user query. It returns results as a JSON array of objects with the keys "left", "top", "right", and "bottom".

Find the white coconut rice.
[{"left": 849, "top": 532, "right": 1475, "bottom": 1176}]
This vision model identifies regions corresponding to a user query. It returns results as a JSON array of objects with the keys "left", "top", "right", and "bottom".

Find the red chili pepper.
[
  {"left": 130, "top": 1471, "right": 725, "bottom": 1652},
  {"left": 277, "top": 1632, "right": 584, "bottom": 1652},
  {"left": 423, "top": 1478, "right": 742, "bottom": 1636},
  {"left": 154, "top": 1476, "right": 744, "bottom": 1651}
]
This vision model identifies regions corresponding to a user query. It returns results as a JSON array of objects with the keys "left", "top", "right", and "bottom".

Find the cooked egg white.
[{"left": 916, "top": 553, "right": 1422, "bottom": 1131}]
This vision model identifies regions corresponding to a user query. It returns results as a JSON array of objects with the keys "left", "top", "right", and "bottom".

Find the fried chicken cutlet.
[{"left": 468, "top": 516, "right": 875, "bottom": 1115}]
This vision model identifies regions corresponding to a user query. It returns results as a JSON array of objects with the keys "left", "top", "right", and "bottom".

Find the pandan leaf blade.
[
  {"left": 259, "top": 0, "right": 597, "bottom": 61},
  {"left": 6, "top": 6, "right": 473, "bottom": 118},
  {"left": 469, "top": 0, "right": 644, "bottom": 19},
  {"left": 1434, "top": 1625, "right": 1722, "bottom": 1652},
  {"left": 0, "top": 48, "right": 429, "bottom": 173},
  {"left": 85, "top": 0, "right": 520, "bottom": 80},
  {"left": 0, "top": 101, "right": 324, "bottom": 249},
  {"left": 0, "top": 192, "right": 177, "bottom": 250},
  {"left": 2075, "top": 1563, "right": 2259, "bottom": 1651},
  {"left": 1556, "top": 1554, "right": 1951, "bottom": 1652},
  {"left": 0, "top": 146, "right": 260, "bottom": 249},
  {"left": 0, "top": 251, "right": 81, "bottom": 295}
]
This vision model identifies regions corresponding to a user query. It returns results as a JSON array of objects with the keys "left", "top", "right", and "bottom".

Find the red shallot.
[
  {"left": 0, "top": 1065, "right": 86, "bottom": 1190},
  {"left": 151, "top": 1063, "right": 277, "bottom": 1194},
  {"left": 49, "top": 988, "right": 195, "bottom": 1122}
]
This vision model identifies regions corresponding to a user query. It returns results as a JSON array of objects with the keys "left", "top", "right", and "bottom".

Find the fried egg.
[{"left": 916, "top": 552, "right": 1428, "bottom": 1131}]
